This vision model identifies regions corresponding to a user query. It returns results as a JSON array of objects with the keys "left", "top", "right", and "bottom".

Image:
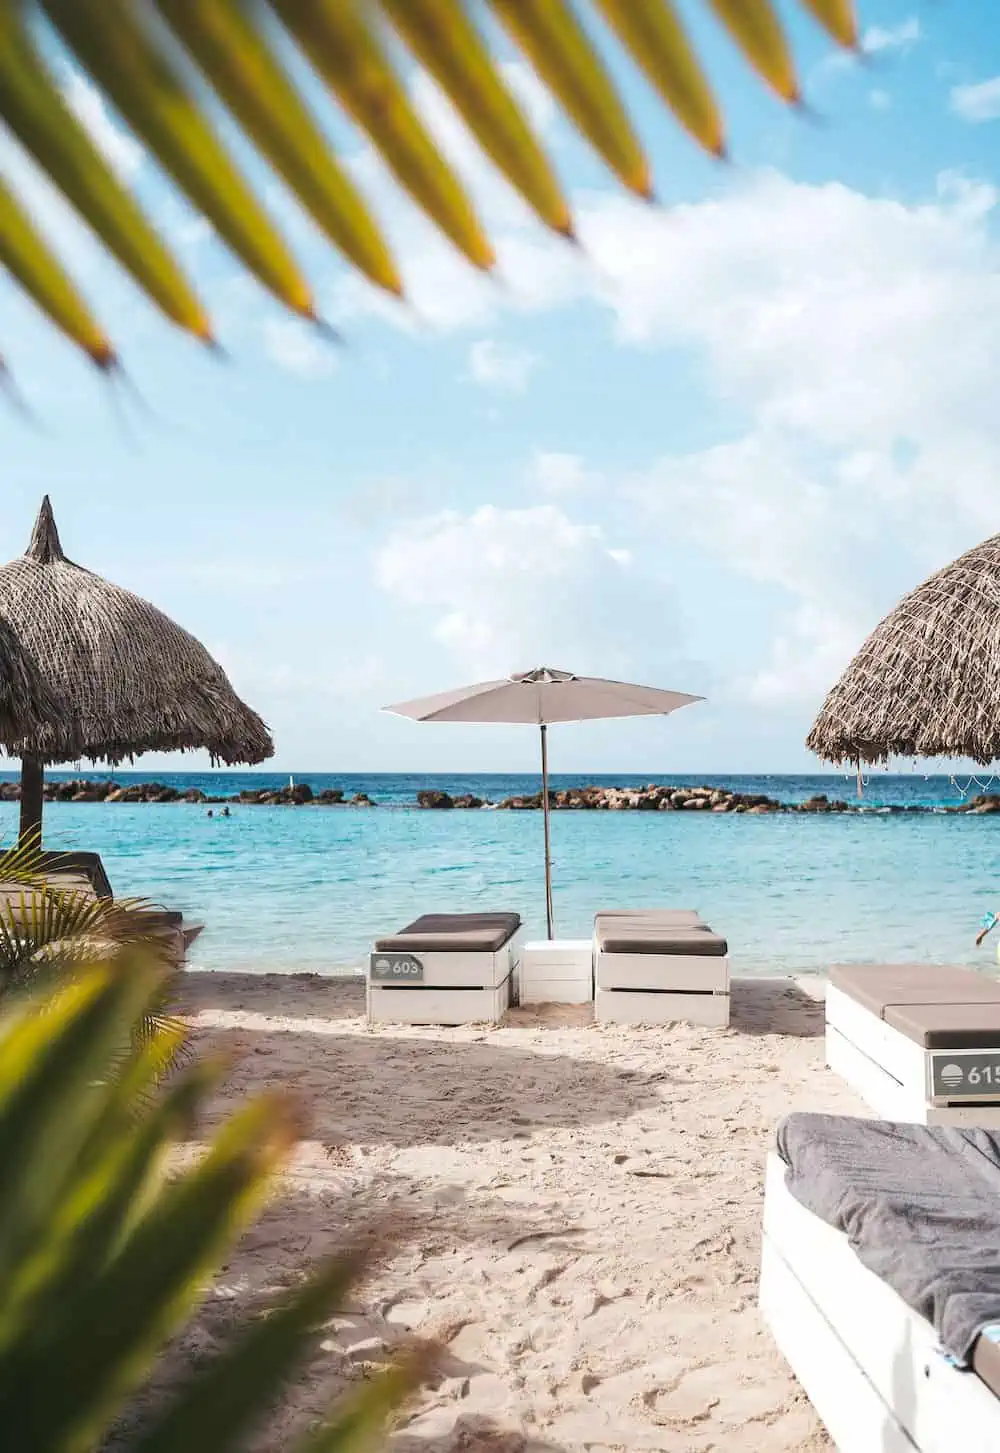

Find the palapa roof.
[
  {"left": 0, "top": 498, "right": 273, "bottom": 767},
  {"left": 0, "top": 616, "right": 62, "bottom": 745},
  {"left": 807, "top": 532, "right": 1000, "bottom": 766}
]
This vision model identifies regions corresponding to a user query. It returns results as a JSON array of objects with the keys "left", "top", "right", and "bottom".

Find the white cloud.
[
  {"left": 61, "top": 70, "right": 143, "bottom": 179},
  {"left": 529, "top": 451, "right": 598, "bottom": 495},
  {"left": 336, "top": 135, "right": 1000, "bottom": 719},
  {"left": 374, "top": 503, "right": 678, "bottom": 678},
  {"left": 468, "top": 337, "right": 538, "bottom": 391},
  {"left": 627, "top": 434, "right": 896, "bottom": 704},
  {"left": 863, "top": 18, "right": 921, "bottom": 54},
  {"left": 608, "top": 169, "right": 1000, "bottom": 706},
  {"left": 581, "top": 170, "right": 1000, "bottom": 457},
  {"left": 262, "top": 318, "right": 337, "bottom": 378},
  {"left": 818, "top": 17, "right": 920, "bottom": 76},
  {"left": 869, "top": 89, "right": 891, "bottom": 111},
  {"left": 950, "top": 77, "right": 1000, "bottom": 124}
]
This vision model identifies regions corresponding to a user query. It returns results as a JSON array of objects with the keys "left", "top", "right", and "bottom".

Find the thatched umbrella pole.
[
  {"left": 18, "top": 755, "right": 43, "bottom": 842},
  {"left": 0, "top": 497, "right": 274, "bottom": 842}
]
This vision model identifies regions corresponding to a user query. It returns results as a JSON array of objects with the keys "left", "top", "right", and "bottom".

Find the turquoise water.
[{"left": 5, "top": 771, "right": 1000, "bottom": 976}]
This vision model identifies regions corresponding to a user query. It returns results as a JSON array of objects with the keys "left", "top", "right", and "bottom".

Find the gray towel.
[{"left": 777, "top": 1112, "right": 1000, "bottom": 1362}]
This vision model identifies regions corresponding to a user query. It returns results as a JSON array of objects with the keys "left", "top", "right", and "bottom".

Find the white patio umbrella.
[{"left": 383, "top": 666, "right": 704, "bottom": 939}]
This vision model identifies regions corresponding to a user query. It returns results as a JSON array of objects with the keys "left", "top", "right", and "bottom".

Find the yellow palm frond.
[{"left": 0, "top": 0, "right": 861, "bottom": 366}]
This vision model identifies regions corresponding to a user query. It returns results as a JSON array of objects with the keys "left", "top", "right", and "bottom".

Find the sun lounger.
[
  {"left": 368, "top": 911, "right": 523, "bottom": 1024},
  {"left": 760, "top": 1113, "right": 1000, "bottom": 1452},
  {"left": 826, "top": 963, "right": 1000, "bottom": 1125},
  {"left": 593, "top": 909, "right": 730, "bottom": 1026},
  {"left": 0, "top": 849, "right": 203, "bottom": 967}
]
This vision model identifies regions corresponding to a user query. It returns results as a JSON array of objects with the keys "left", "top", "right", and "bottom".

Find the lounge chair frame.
[
  {"left": 367, "top": 926, "right": 523, "bottom": 1025},
  {"left": 759, "top": 1151, "right": 999, "bottom": 1452},
  {"left": 593, "top": 910, "right": 730, "bottom": 1026},
  {"left": 826, "top": 981, "right": 1000, "bottom": 1127}
]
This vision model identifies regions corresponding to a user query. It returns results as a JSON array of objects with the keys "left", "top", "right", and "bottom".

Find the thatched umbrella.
[
  {"left": 807, "top": 533, "right": 1000, "bottom": 767},
  {"left": 0, "top": 497, "right": 274, "bottom": 838}
]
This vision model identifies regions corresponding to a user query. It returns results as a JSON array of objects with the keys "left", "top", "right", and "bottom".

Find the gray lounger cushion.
[
  {"left": 777, "top": 1112, "right": 1000, "bottom": 1397},
  {"left": 594, "top": 910, "right": 727, "bottom": 956},
  {"left": 831, "top": 963, "right": 1000, "bottom": 1048},
  {"left": 375, "top": 912, "right": 521, "bottom": 954},
  {"left": 595, "top": 908, "right": 704, "bottom": 926}
]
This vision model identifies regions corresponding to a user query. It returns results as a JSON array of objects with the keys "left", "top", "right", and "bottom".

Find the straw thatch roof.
[
  {"left": 0, "top": 617, "right": 62, "bottom": 745},
  {"left": 807, "top": 533, "right": 1000, "bottom": 766},
  {"left": 0, "top": 498, "right": 273, "bottom": 767}
]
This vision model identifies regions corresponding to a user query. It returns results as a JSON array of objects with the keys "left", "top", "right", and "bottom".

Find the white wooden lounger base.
[
  {"left": 367, "top": 929, "right": 523, "bottom": 1026},
  {"left": 759, "top": 1152, "right": 999, "bottom": 1453},
  {"left": 594, "top": 985, "right": 729, "bottom": 1027},
  {"left": 595, "top": 950, "right": 730, "bottom": 1027},
  {"left": 367, "top": 975, "right": 513, "bottom": 1026},
  {"left": 826, "top": 983, "right": 1000, "bottom": 1128}
]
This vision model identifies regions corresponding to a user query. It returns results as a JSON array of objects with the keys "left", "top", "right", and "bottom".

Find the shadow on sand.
[
  {"left": 104, "top": 1170, "right": 579, "bottom": 1453},
  {"left": 185, "top": 1020, "right": 674, "bottom": 1148},
  {"left": 730, "top": 977, "right": 826, "bottom": 1040}
]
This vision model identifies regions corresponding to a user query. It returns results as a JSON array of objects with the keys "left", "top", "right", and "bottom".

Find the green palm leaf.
[
  {"left": 0, "top": 0, "right": 861, "bottom": 365},
  {"left": 0, "top": 952, "right": 431, "bottom": 1451}
]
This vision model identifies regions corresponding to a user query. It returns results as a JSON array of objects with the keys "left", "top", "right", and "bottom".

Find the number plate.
[
  {"left": 369, "top": 952, "right": 424, "bottom": 983},
  {"left": 930, "top": 1052, "right": 1000, "bottom": 1099}
]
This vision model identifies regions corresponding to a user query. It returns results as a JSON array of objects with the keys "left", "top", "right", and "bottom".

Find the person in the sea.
[
  {"left": 222, "top": 806, "right": 230, "bottom": 817},
  {"left": 206, "top": 809, "right": 213, "bottom": 819}
]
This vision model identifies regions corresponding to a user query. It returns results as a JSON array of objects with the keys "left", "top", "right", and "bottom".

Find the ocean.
[{"left": 5, "top": 770, "right": 1000, "bottom": 977}]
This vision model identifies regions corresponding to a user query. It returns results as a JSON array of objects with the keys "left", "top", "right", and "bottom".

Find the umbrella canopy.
[
  {"left": 0, "top": 498, "right": 274, "bottom": 838},
  {"left": 386, "top": 666, "right": 702, "bottom": 726},
  {"left": 384, "top": 666, "right": 704, "bottom": 936},
  {"left": 807, "top": 532, "right": 1000, "bottom": 766}
]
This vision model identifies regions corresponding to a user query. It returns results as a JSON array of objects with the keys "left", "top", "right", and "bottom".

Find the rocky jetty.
[
  {"left": 2, "top": 779, "right": 997, "bottom": 815},
  {"left": 957, "top": 793, "right": 1000, "bottom": 814},
  {"left": 0, "top": 778, "right": 209, "bottom": 805},
  {"left": 235, "top": 784, "right": 360, "bottom": 806},
  {"left": 416, "top": 789, "right": 486, "bottom": 809},
  {"left": 0, "top": 779, "right": 373, "bottom": 806},
  {"left": 414, "top": 785, "right": 951, "bottom": 815}
]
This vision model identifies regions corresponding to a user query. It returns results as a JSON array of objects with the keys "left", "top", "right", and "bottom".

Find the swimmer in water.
[{"left": 206, "top": 809, "right": 214, "bottom": 819}]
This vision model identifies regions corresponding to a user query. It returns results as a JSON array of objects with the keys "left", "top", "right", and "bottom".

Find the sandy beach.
[{"left": 150, "top": 972, "right": 864, "bottom": 1452}]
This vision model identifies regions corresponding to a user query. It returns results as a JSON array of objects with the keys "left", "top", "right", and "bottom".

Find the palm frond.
[
  {"left": 0, "top": 887, "right": 180, "bottom": 990},
  {"left": 0, "top": 953, "right": 429, "bottom": 1449},
  {"left": 0, "top": 830, "right": 54, "bottom": 888},
  {"left": 0, "top": 873, "right": 190, "bottom": 1087},
  {"left": 0, "top": 0, "right": 861, "bottom": 365}
]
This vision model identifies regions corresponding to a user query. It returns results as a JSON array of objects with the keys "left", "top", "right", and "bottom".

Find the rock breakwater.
[
  {"left": 2, "top": 780, "right": 998, "bottom": 815},
  {"left": 0, "top": 779, "right": 375, "bottom": 806},
  {"left": 414, "top": 785, "right": 1000, "bottom": 815},
  {"left": 419, "top": 785, "right": 857, "bottom": 813}
]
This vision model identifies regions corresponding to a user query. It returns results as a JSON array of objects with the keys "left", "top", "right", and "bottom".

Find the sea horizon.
[
  {"left": 3, "top": 767, "right": 995, "bottom": 805},
  {"left": 4, "top": 769, "right": 999, "bottom": 980}
]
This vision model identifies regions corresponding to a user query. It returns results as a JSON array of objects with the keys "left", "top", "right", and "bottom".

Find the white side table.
[{"left": 520, "top": 939, "right": 594, "bottom": 1004}]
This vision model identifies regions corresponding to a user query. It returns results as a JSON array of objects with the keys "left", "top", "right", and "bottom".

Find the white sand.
[{"left": 166, "top": 972, "right": 864, "bottom": 1452}]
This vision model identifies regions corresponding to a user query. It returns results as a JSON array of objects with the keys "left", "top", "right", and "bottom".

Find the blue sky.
[{"left": 2, "top": 2, "right": 1000, "bottom": 775}]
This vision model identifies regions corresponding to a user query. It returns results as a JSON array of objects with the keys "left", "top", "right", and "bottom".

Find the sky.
[{"left": 2, "top": 2, "right": 1000, "bottom": 776}]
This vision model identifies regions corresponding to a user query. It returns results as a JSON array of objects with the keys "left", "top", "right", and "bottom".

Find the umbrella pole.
[
  {"left": 540, "top": 723, "right": 554, "bottom": 939},
  {"left": 19, "top": 754, "right": 43, "bottom": 844}
]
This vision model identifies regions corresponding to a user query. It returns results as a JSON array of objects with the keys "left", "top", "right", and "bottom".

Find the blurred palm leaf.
[
  {"left": 0, "top": 0, "right": 861, "bottom": 366},
  {"left": 0, "top": 832, "right": 189, "bottom": 1071},
  {"left": 0, "top": 951, "right": 432, "bottom": 1451}
]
